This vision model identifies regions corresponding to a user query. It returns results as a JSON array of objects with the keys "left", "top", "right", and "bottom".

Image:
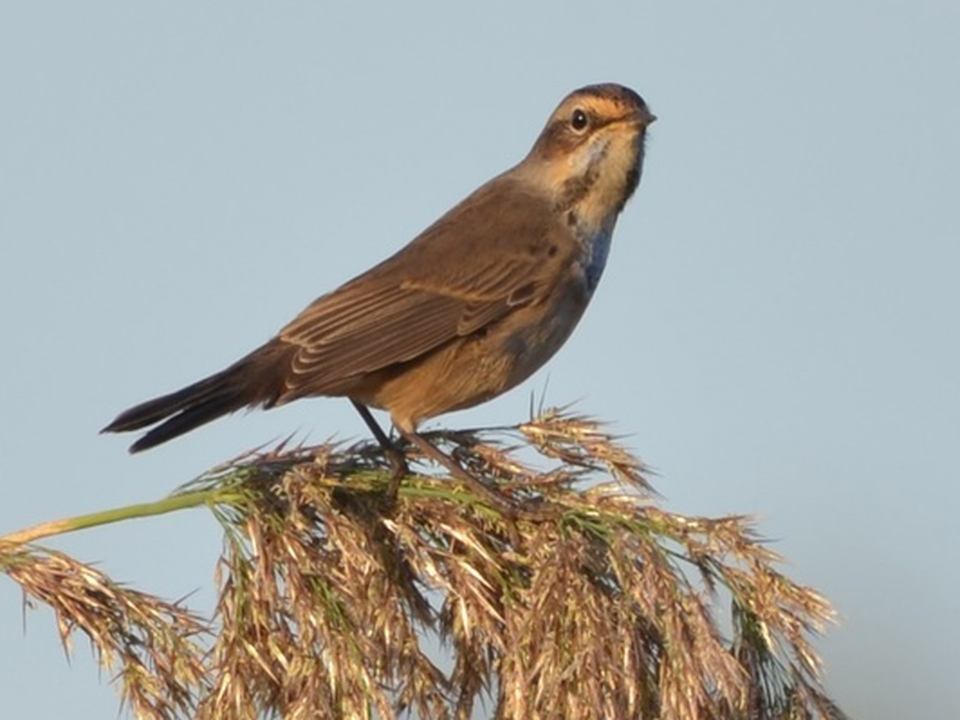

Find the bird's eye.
[{"left": 571, "top": 108, "right": 589, "bottom": 132}]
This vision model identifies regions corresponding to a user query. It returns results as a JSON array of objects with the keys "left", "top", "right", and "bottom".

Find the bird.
[{"left": 103, "top": 82, "right": 655, "bottom": 511}]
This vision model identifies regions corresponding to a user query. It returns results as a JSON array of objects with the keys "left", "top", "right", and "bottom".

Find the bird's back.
[{"left": 271, "top": 173, "right": 588, "bottom": 426}]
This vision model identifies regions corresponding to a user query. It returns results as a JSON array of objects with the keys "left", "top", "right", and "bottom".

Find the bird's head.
[{"left": 519, "top": 83, "right": 656, "bottom": 230}]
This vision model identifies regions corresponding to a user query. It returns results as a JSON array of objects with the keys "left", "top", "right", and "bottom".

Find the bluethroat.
[{"left": 103, "top": 83, "right": 656, "bottom": 513}]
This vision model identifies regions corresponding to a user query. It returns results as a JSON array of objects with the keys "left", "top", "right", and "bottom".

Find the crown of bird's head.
[{"left": 518, "top": 83, "right": 655, "bottom": 224}]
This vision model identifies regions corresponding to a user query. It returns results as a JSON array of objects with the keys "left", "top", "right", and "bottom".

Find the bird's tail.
[{"left": 102, "top": 349, "right": 280, "bottom": 453}]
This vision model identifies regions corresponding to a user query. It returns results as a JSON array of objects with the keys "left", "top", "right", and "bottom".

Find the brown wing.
[{"left": 276, "top": 174, "right": 576, "bottom": 397}]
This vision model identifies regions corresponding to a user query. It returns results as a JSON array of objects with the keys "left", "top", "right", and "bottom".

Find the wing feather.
[{"left": 276, "top": 176, "right": 577, "bottom": 395}]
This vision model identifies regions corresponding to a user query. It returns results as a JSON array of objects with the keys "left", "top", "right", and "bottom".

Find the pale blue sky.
[{"left": 2, "top": 3, "right": 958, "bottom": 718}]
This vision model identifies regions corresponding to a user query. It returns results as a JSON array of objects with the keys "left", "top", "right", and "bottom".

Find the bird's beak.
[
  {"left": 638, "top": 108, "right": 657, "bottom": 126},
  {"left": 621, "top": 106, "right": 656, "bottom": 130}
]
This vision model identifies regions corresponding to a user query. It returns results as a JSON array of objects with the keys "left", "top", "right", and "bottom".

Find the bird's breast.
[
  {"left": 562, "top": 210, "right": 616, "bottom": 296},
  {"left": 581, "top": 225, "right": 614, "bottom": 294}
]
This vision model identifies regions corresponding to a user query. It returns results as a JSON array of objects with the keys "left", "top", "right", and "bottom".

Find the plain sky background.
[{"left": 1, "top": 2, "right": 958, "bottom": 718}]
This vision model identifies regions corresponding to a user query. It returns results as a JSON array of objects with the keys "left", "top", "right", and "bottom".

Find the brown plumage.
[{"left": 103, "top": 84, "right": 655, "bottom": 466}]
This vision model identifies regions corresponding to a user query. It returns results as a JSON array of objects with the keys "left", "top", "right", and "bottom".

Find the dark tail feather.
[
  {"left": 126, "top": 391, "right": 248, "bottom": 452},
  {"left": 102, "top": 362, "right": 259, "bottom": 453}
]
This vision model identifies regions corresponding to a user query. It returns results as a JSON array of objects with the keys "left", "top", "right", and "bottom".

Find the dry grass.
[
  {"left": 1, "top": 546, "right": 208, "bottom": 718},
  {"left": 0, "top": 411, "right": 847, "bottom": 719}
]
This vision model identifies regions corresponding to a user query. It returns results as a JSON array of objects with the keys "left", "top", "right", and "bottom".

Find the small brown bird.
[{"left": 103, "top": 83, "right": 655, "bottom": 507}]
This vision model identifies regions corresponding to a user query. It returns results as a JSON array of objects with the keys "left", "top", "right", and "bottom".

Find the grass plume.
[{"left": 1, "top": 410, "right": 847, "bottom": 719}]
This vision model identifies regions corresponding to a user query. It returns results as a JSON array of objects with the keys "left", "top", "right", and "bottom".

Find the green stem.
[{"left": 0, "top": 487, "right": 227, "bottom": 546}]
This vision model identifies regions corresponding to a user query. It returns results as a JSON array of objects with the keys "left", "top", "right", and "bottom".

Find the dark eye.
[{"left": 571, "top": 108, "right": 589, "bottom": 131}]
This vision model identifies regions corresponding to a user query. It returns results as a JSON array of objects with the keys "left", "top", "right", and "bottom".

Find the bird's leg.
[
  {"left": 399, "top": 429, "right": 557, "bottom": 522},
  {"left": 351, "top": 401, "right": 551, "bottom": 522},
  {"left": 350, "top": 400, "right": 408, "bottom": 502}
]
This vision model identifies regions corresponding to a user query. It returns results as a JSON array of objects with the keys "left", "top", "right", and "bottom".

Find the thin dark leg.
[
  {"left": 350, "top": 400, "right": 408, "bottom": 501},
  {"left": 351, "top": 401, "right": 550, "bottom": 522},
  {"left": 398, "top": 429, "right": 557, "bottom": 521}
]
